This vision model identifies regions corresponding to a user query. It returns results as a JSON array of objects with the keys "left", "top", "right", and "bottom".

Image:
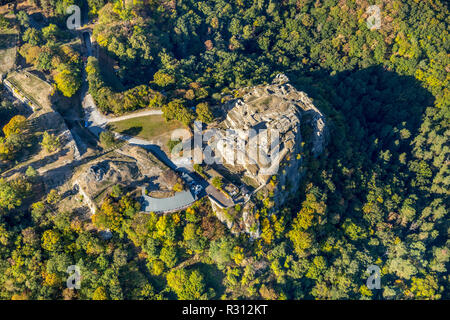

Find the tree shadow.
[
  {"left": 0, "top": 0, "right": 15, "bottom": 5},
  {"left": 120, "top": 126, "right": 143, "bottom": 136},
  {"left": 188, "top": 262, "right": 227, "bottom": 299},
  {"left": 0, "top": 33, "right": 16, "bottom": 51},
  {"left": 288, "top": 66, "right": 434, "bottom": 162},
  {"left": 285, "top": 65, "right": 435, "bottom": 227},
  {"left": 135, "top": 176, "right": 160, "bottom": 191}
]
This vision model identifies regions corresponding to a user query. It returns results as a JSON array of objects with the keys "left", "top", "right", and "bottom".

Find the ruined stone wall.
[{"left": 209, "top": 74, "right": 328, "bottom": 237}]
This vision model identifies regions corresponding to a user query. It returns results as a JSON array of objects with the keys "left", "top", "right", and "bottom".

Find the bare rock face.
[
  {"left": 77, "top": 159, "right": 140, "bottom": 199},
  {"left": 208, "top": 74, "right": 327, "bottom": 237},
  {"left": 215, "top": 74, "right": 326, "bottom": 189}
]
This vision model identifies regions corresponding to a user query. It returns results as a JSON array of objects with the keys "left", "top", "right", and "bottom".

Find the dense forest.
[{"left": 0, "top": 0, "right": 448, "bottom": 300}]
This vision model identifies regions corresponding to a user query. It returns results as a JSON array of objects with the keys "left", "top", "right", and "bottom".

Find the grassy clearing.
[
  {"left": 98, "top": 48, "right": 125, "bottom": 92},
  {"left": 6, "top": 70, "right": 53, "bottom": 109},
  {"left": 0, "top": 28, "right": 18, "bottom": 74},
  {"left": 108, "top": 115, "right": 187, "bottom": 146}
]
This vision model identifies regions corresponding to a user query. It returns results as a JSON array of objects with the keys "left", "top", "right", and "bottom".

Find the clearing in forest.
[
  {"left": 6, "top": 70, "right": 53, "bottom": 110},
  {"left": 108, "top": 114, "right": 187, "bottom": 147}
]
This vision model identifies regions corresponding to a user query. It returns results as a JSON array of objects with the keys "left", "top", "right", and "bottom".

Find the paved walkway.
[{"left": 141, "top": 189, "right": 196, "bottom": 213}]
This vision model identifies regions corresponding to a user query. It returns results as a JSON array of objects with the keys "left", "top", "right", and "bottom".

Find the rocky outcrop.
[
  {"left": 208, "top": 74, "right": 327, "bottom": 236},
  {"left": 214, "top": 75, "right": 326, "bottom": 186}
]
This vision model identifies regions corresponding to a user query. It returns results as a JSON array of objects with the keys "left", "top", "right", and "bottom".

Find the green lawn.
[{"left": 108, "top": 115, "right": 188, "bottom": 145}]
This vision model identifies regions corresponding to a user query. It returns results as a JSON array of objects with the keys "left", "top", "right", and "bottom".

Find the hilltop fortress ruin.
[{"left": 203, "top": 74, "right": 328, "bottom": 237}]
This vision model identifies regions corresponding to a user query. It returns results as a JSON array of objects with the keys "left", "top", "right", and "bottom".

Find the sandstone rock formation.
[
  {"left": 207, "top": 74, "right": 327, "bottom": 237},
  {"left": 213, "top": 74, "right": 326, "bottom": 185}
]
